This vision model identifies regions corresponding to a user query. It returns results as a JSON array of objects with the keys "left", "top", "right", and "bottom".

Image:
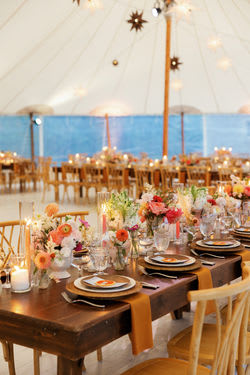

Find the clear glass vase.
[
  {"left": 38, "top": 269, "right": 50, "bottom": 289},
  {"left": 130, "top": 231, "right": 139, "bottom": 259},
  {"left": 113, "top": 247, "right": 126, "bottom": 271}
]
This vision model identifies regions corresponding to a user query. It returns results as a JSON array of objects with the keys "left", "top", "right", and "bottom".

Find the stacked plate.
[
  {"left": 66, "top": 274, "right": 141, "bottom": 299},
  {"left": 233, "top": 227, "right": 250, "bottom": 248},
  {"left": 145, "top": 254, "right": 195, "bottom": 267},
  {"left": 193, "top": 239, "right": 243, "bottom": 253}
]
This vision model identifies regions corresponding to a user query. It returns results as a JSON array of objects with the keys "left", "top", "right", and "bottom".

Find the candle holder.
[{"left": 11, "top": 255, "right": 31, "bottom": 293}]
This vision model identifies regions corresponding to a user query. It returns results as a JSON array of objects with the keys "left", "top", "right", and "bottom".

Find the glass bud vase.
[
  {"left": 130, "top": 231, "right": 139, "bottom": 259},
  {"left": 169, "top": 223, "right": 176, "bottom": 242},
  {"left": 113, "top": 247, "right": 126, "bottom": 271},
  {"left": 146, "top": 220, "right": 154, "bottom": 238},
  {"left": 38, "top": 269, "right": 50, "bottom": 289}
]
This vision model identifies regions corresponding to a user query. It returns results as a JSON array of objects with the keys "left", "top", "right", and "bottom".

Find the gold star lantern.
[{"left": 127, "top": 11, "right": 147, "bottom": 32}]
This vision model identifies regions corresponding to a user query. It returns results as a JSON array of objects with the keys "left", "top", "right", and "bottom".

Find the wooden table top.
[{"left": 0, "top": 244, "right": 243, "bottom": 362}]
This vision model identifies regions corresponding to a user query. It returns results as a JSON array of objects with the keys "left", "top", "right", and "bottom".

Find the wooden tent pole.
[
  {"left": 162, "top": 8, "right": 172, "bottom": 157},
  {"left": 105, "top": 113, "right": 111, "bottom": 149},
  {"left": 29, "top": 112, "right": 35, "bottom": 163},
  {"left": 181, "top": 111, "right": 185, "bottom": 154}
]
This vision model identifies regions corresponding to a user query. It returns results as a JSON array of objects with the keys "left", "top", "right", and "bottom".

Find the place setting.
[{"left": 139, "top": 253, "right": 201, "bottom": 273}]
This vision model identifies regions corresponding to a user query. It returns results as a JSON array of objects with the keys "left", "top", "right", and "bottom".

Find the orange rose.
[
  {"left": 58, "top": 223, "right": 72, "bottom": 237},
  {"left": 116, "top": 229, "right": 128, "bottom": 242},
  {"left": 224, "top": 184, "right": 232, "bottom": 194},
  {"left": 49, "top": 230, "right": 64, "bottom": 245}
]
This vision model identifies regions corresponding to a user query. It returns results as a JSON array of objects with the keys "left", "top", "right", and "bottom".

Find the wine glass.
[
  {"left": 221, "top": 216, "right": 233, "bottom": 235},
  {"left": 200, "top": 214, "right": 215, "bottom": 240},
  {"left": 89, "top": 247, "right": 109, "bottom": 275}
]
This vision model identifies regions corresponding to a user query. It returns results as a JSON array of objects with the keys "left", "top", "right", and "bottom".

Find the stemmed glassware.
[
  {"left": 199, "top": 214, "right": 216, "bottom": 240},
  {"left": 89, "top": 247, "right": 109, "bottom": 275},
  {"left": 153, "top": 224, "right": 170, "bottom": 253}
]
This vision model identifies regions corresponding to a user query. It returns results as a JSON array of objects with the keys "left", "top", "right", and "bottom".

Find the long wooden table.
[{"left": 0, "top": 245, "right": 243, "bottom": 375}]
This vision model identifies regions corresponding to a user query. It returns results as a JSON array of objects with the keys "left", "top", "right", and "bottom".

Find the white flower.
[
  {"left": 61, "top": 236, "right": 76, "bottom": 249},
  {"left": 140, "top": 193, "right": 153, "bottom": 203},
  {"left": 216, "top": 197, "right": 226, "bottom": 207},
  {"left": 45, "top": 238, "right": 56, "bottom": 254},
  {"left": 193, "top": 195, "right": 207, "bottom": 210},
  {"left": 60, "top": 247, "right": 71, "bottom": 257},
  {"left": 65, "top": 219, "right": 78, "bottom": 231}
]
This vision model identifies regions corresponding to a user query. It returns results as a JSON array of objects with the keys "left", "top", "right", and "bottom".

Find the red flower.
[
  {"left": 244, "top": 186, "right": 250, "bottom": 197},
  {"left": 207, "top": 199, "right": 216, "bottom": 206},
  {"left": 186, "top": 160, "right": 191, "bottom": 165},
  {"left": 153, "top": 195, "right": 163, "bottom": 202},
  {"left": 116, "top": 229, "right": 128, "bottom": 242},
  {"left": 74, "top": 242, "right": 83, "bottom": 252},
  {"left": 165, "top": 208, "right": 183, "bottom": 224}
]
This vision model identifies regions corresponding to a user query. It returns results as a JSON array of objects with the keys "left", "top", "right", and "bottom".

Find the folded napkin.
[
  {"left": 235, "top": 249, "right": 250, "bottom": 264},
  {"left": 190, "top": 267, "right": 216, "bottom": 315},
  {"left": 120, "top": 293, "right": 153, "bottom": 355}
]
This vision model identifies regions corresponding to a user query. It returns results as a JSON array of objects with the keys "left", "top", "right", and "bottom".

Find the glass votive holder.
[{"left": 11, "top": 256, "right": 31, "bottom": 293}]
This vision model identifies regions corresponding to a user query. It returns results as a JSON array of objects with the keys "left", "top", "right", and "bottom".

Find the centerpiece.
[
  {"left": 31, "top": 203, "right": 90, "bottom": 285},
  {"left": 103, "top": 228, "right": 130, "bottom": 270}
]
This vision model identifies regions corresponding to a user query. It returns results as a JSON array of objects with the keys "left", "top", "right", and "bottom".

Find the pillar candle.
[{"left": 11, "top": 268, "right": 29, "bottom": 292}]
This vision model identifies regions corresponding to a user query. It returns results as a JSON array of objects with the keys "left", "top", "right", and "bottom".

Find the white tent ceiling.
[{"left": 0, "top": 0, "right": 250, "bottom": 115}]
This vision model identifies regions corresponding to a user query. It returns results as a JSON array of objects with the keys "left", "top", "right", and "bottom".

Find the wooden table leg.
[
  {"left": 171, "top": 308, "right": 183, "bottom": 320},
  {"left": 57, "top": 356, "right": 84, "bottom": 375}
]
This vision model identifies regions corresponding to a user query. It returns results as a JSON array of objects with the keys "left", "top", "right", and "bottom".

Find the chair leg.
[
  {"left": 33, "top": 349, "right": 40, "bottom": 375},
  {"left": 97, "top": 348, "right": 103, "bottom": 361},
  {"left": 2, "top": 341, "right": 16, "bottom": 375}
]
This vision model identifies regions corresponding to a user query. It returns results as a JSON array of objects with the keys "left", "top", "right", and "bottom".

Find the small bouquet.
[
  {"left": 178, "top": 186, "right": 208, "bottom": 225},
  {"left": 103, "top": 229, "right": 130, "bottom": 270},
  {"left": 106, "top": 191, "right": 139, "bottom": 230},
  {"left": 31, "top": 203, "right": 87, "bottom": 281}
]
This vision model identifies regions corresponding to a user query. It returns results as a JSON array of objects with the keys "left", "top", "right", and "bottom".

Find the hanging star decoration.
[
  {"left": 72, "top": 0, "right": 81, "bottom": 5},
  {"left": 170, "top": 56, "right": 182, "bottom": 71},
  {"left": 127, "top": 11, "right": 147, "bottom": 32}
]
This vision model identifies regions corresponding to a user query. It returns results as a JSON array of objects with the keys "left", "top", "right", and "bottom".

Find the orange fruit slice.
[
  {"left": 162, "top": 258, "right": 177, "bottom": 263},
  {"left": 95, "top": 280, "right": 116, "bottom": 287}
]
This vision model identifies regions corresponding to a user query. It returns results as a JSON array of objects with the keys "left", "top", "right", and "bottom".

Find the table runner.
[{"left": 120, "top": 293, "right": 153, "bottom": 355}]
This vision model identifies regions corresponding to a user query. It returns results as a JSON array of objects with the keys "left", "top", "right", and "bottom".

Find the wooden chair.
[
  {"left": 167, "top": 263, "right": 250, "bottom": 375},
  {"left": 134, "top": 167, "right": 153, "bottom": 198},
  {"left": 219, "top": 167, "right": 243, "bottom": 182},
  {"left": 0, "top": 163, "right": 7, "bottom": 192},
  {"left": 160, "top": 166, "right": 173, "bottom": 191},
  {"left": 106, "top": 163, "right": 125, "bottom": 192},
  {"left": 80, "top": 164, "right": 106, "bottom": 201},
  {"left": 186, "top": 166, "right": 208, "bottom": 186},
  {"left": 122, "top": 264, "right": 250, "bottom": 375},
  {"left": 54, "top": 210, "right": 88, "bottom": 222},
  {"left": 61, "top": 163, "right": 80, "bottom": 203},
  {"left": 42, "top": 162, "right": 61, "bottom": 202}
]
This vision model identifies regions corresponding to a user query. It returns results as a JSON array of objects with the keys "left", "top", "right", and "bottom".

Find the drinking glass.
[
  {"left": 200, "top": 215, "right": 215, "bottom": 240},
  {"left": 221, "top": 216, "right": 233, "bottom": 235},
  {"left": 89, "top": 247, "right": 109, "bottom": 275},
  {"left": 154, "top": 227, "right": 170, "bottom": 253}
]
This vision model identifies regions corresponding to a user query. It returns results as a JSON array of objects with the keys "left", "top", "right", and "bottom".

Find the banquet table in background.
[{"left": 0, "top": 244, "right": 243, "bottom": 375}]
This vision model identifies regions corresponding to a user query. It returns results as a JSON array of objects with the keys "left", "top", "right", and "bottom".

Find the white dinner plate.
[
  {"left": 74, "top": 276, "right": 136, "bottom": 293},
  {"left": 235, "top": 227, "right": 250, "bottom": 233},
  {"left": 144, "top": 255, "right": 196, "bottom": 267},
  {"left": 196, "top": 240, "right": 241, "bottom": 249}
]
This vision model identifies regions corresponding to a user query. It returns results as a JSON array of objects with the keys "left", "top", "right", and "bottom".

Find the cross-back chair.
[
  {"left": 219, "top": 167, "right": 243, "bottom": 182},
  {"left": 122, "top": 264, "right": 250, "bottom": 375},
  {"left": 134, "top": 167, "right": 153, "bottom": 198},
  {"left": 42, "top": 162, "right": 61, "bottom": 202},
  {"left": 160, "top": 166, "right": 174, "bottom": 192},
  {"left": 61, "top": 163, "right": 80, "bottom": 203},
  {"left": 80, "top": 164, "right": 106, "bottom": 201},
  {"left": 186, "top": 166, "right": 208, "bottom": 187},
  {"left": 106, "top": 163, "right": 126, "bottom": 192}
]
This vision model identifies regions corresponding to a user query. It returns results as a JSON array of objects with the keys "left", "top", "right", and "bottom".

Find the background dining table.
[{"left": 0, "top": 244, "right": 243, "bottom": 375}]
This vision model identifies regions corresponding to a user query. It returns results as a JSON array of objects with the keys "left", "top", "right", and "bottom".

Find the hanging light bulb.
[
  {"left": 167, "top": 0, "right": 194, "bottom": 20},
  {"left": 171, "top": 78, "right": 183, "bottom": 91},
  {"left": 217, "top": 57, "right": 232, "bottom": 71},
  {"left": 84, "top": 0, "right": 102, "bottom": 10},
  {"left": 207, "top": 36, "right": 222, "bottom": 51},
  {"left": 74, "top": 87, "right": 87, "bottom": 97}
]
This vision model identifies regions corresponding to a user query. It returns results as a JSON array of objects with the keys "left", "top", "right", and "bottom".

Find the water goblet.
[
  {"left": 89, "top": 247, "right": 109, "bottom": 275},
  {"left": 154, "top": 227, "right": 170, "bottom": 253},
  {"left": 200, "top": 214, "right": 215, "bottom": 240}
]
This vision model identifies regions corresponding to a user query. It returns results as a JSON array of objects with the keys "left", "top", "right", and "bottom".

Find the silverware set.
[
  {"left": 61, "top": 291, "right": 106, "bottom": 309},
  {"left": 138, "top": 265, "right": 177, "bottom": 279}
]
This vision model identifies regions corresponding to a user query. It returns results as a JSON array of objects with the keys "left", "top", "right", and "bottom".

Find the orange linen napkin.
[
  {"left": 235, "top": 249, "right": 250, "bottom": 264},
  {"left": 120, "top": 293, "right": 153, "bottom": 355},
  {"left": 190, "top": 267, "right": 216, "bottom": 315}
]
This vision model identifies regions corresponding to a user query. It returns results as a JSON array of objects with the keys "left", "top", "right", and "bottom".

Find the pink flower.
[
  {"left": 49, "top": 230, "right": 64, "bottom": 245},
  {"left": 148, "top": 202, "right": 167, "bottom": 216},
  {"left": 165, "top": 208, "right": 183, "bottom": 224},
  {"left": 34, "top": 251, "right": 51, "bottom": 270},
  {"left": 79, "top": 219, "right": 90, "bottom": 228},
  {"left": 244, "top": 186, "right": 250, "bottom": 197},
  {"left": 74, "top": 242, "right": 83, "bottom": 252},
  {"left": 45, "top": 203, "right": 59, "bottom": 217}
]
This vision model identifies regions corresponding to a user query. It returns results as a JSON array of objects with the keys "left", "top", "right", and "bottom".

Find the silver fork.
[
  {"left": 138, "top": 265, "right": 177, "bottom": 279},
  {"left": 191, "top": 249, "right": 225, "bottom": 259},
  {"left": 61, "top": 292, "right": 106, "bottom": 309}
]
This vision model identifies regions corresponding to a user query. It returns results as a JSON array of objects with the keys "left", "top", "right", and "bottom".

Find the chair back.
[
  {"left": 83, "top": 165, "right": 103, "bottom": 185},
  {"left": 186, "top": 264, "right": 250, "bottom": 375},
  {"left": 54, "top": 211, "right": 88, "bottom": 224},
  {"left": 134, "top": 168, "right": 153, "bottom": 198},
  {"left": 186, "top": 166, "right": 208, "bottom": 186},
  {"left": 219, "top": 167, "right": 243, "bottom": 182},
  {"left": 61, "top": 163, "right": 79, "bottom": 182},
  {"left": 160, "top": 166, "right": 173, "bottom": 191},
  {"left": 0, "top": 220, "right": 25, "bottom": 266},
  {"left": 106, "top": 163, "right": 124, "bottom": 191}
]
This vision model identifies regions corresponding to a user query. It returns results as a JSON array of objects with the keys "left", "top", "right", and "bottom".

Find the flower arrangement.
[
  {"left": 106, "top": 191, "right": 139, "bottom": 229},
  {"left": 103, "top": 229, "right": 130, "bottom": 270},
  {"left": 31, "top": 204, "right": 92, "bottom": 280},
  {"left": 138, "top": 184, "right": 182, "bottom": 235},
  {"left": 229, "top": 175, "right": 250, "bottom": 200},
  {"left": 177, "top": 186, "right": 208, "bottom": 225}
]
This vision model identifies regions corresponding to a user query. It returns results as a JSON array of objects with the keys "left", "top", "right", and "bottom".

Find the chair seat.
[
  {"left": 121, "top": 357, "right": 210, "bottom": 375},
  {"left": 167, "top": 324, "right": 250, "bottom": 365}
]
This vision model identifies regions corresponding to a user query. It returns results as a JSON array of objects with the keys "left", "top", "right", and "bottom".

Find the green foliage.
[{"left": 107, "top": 191, "right": 138, "bottom": 221}]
